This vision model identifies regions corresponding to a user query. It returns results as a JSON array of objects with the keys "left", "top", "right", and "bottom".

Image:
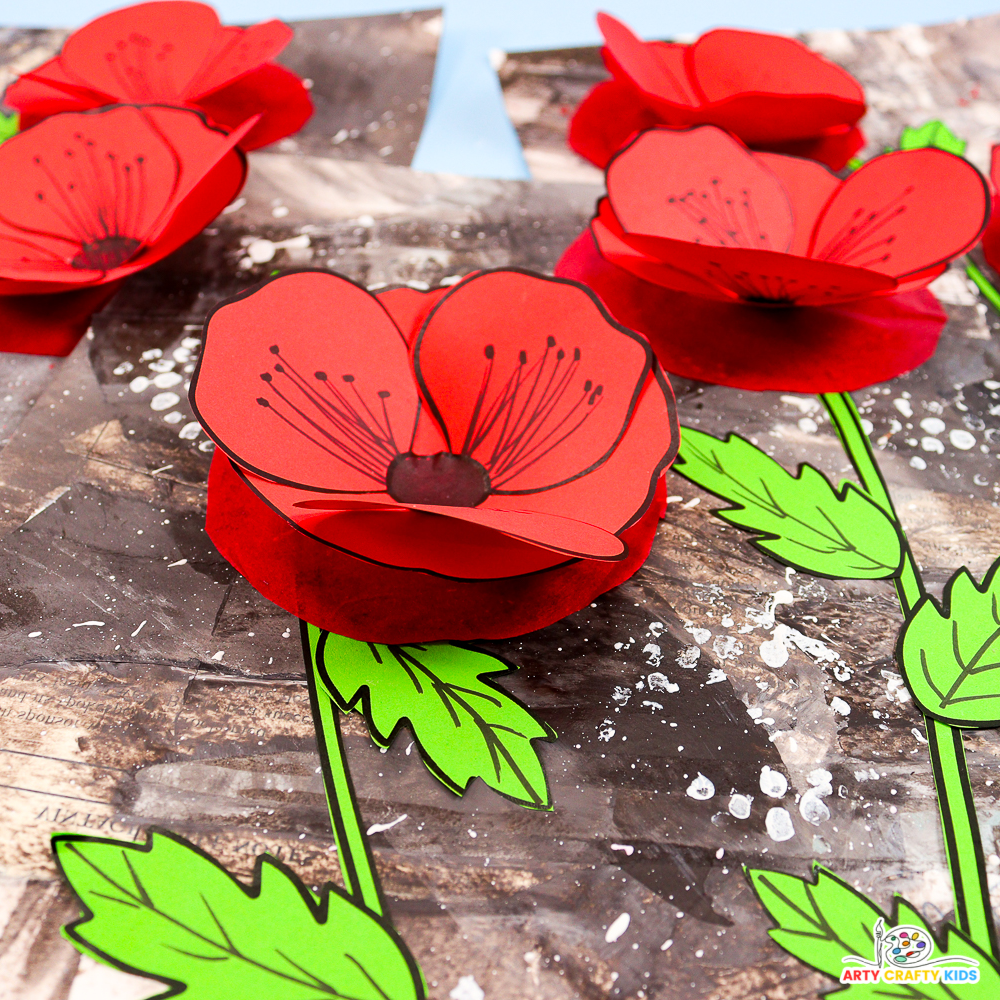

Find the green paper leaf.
[
  {"left": 899, "top": 120, "right": 967, "bottom": 156},
  {"left": 748, "top": 865, "right": 1000, "bottom": 996},
  {"left": 309, "top": 626, "right": 556, "bottom": 809},
  {"left": 674, "top": 428, "right": 902, "bottom": 579},
  {"left": 54, "top": 828, "right": 424, "bottom": 1000},
  {"left": 0, "top": 112, "right": 17, "bottom": 145},
  {"left": 899, "top": 557, "right": 1000, "bottom": 726}
]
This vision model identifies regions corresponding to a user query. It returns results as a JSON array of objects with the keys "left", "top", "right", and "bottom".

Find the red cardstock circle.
[{"left": 207, "top": 452, "right": 666, "bottom": 643}]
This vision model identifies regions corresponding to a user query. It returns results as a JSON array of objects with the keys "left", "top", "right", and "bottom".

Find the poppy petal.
[
  {"left": 4, "top": 60, "right": 106, "bottom": 125},
  {"left": 194, "top": 63, "right": 313, "bottom": 151},
  {"left": 59, "top": 1, "right": 222, "bottom": 103},
  {"left": 613, "top": 233, "right": 897, "bottom": 305},
  {"left": 566, "top": 78, "right": 663, "bottom": 169},
  {"left": 411, "top": 269, "right": 652, "bottom": 495},
  {"left": 809, "top": 148, "right": 990, "bottom": 279},
  {"left": 689, "top": 29, "right": 865, "bottom": 111},
  {"left": 188, "top": 20, "right": 293, "bottom": 98},
  {"left": 402, "top": 504, "right": 626, "bottom": 560},
  {"left": 556, "top": 228, "right": 947, "bottom": 393},
  {"left": 607, "top": 127, "right": 795, "bottom": 253},
  {"left": 374, "top": 284, "right": 452, "bottom": 342},
  {"left": 191, "top": 271, "right": 419, "bottom": 493},
  {"left": 484, "top": 368, "right": 678, "bottom": 534},
  {"left": 763, "top": 124, "right": 865, "bottom": 172},
  {"left": 236, "top": 465, "right": 570, "bottom": 578},
  {"left": 0, "top": 106, "right": 182, "bottom": 261},
  {"left": 597, "top": 12, "right": 695, "bottom": 105},
  {"left": 754, "top": 151, "right": 840, "bottom": 255}
]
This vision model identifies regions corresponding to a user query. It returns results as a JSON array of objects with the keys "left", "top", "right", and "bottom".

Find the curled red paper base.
[
  {"left": 207, "top": 453, "right": 666, "bottom": 643},
  {"left": 555, "top": 231, "right": 948, "bottom": 393},
  {"left": 0, "top": 282, "right": 122, "bottom": 356}
]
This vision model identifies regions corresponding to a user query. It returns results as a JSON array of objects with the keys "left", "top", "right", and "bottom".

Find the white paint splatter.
[
  {"left": 705, "top": 668, "right": 727, "bottom": 685},
  {"left": 683, "top": 621, "right": 711, "bottom": 644},
  {"left": 643, "top": 642, "right": 663, "bottom": 668},
  {"left": 686, "top": 773, "right": 715, "bottom": 801},
  {"left": 950, "top": 428, "right": 976, "bottom": 450},
  {"left": 830, "top": 696, "right": 851, "bottom": 716},
  {"left": 647, "top": 672, "right": 679, "bottom": 694},
  {"left": 612, "top": 686, "right": 631, "bottom": 706},
  {"left": 676, "top": 645, "right": 701, "bottom": 669},
  {"left": 920, "top": 417, "right": 946, "bottom": 435},
  {"left": 366, "top": 814, "right": 408, "bottom": 835},
  {"left": 598, "top": 720, "right": 616, "bottom": 741},
  {"left": 712, "top": 635, "right": 743, "bottom": 661},
  {"left": 760, "top": 766, "right": 788, "bottom": 798},
  {"left": 893, "top": 398, "right": 913, "bottom": 418},
  {"left": 610, "top": 843, "right": 634, "bottom": 856},
  {"left": 921, "top": 436, "right": 945, "bottom": 454},
  {"left": 765, "top": 807, "right": 796, "bottom": 842},
  {"left": 449, "top": 975, "right": 485, "bottom": 1000},
  {"left": 605, "top": 911, "right": 631, "bottom": 943},
  {"left": 72, "top": 621, "right": 105, "bottom": 627},
  {"left": 728, "top": 794, "right": 752, "bottom": 819}
]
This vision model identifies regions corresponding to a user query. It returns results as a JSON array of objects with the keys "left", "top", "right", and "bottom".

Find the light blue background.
[{"left": 12, "top": 2, "right": 999, "bottom": 178}]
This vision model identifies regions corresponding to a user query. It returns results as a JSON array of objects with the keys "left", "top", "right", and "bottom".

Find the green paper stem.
[
  {"left": 966, "top": 260, "right": 1000, "bottom": 316},
  {"left": 303, "top": 624, "right": 385, "bottom": 918},
  {"left": 821, "top": 391, "right": 998, "bottom": 959}
]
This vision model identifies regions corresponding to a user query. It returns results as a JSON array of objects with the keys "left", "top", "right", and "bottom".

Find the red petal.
[
  {"left": 556, "top": 229, "right": 947, "bottom": 392},
  {"left": 4, "top": 59, "right": 104, "bottom": 125},
  {"left": 188, "top": 20, "right": 293, "bottom": 98},
  {"left": 236, "top": 465, "right": 568, "bottom": 578},
  {"left": 0, "top": 105, "right": 183, "bottom": 260},
  {"left": 374, "top": 284, "right": 452, "bottom": 342},
  {"left": 810, "top": 148, "right": 990, "bottom": 279},
  {"left": 412, "top": 270, "right": 652, "bottom": 496},
  {"left": 485, "top": 368, "right": 678, "bottom": 534},
  {"left": 597, "top": 12, "right": 696, "bottom": 104},
  {"left": 607, "top": 127, "right": 795, "bottom": 253},
  {"left": 689, "top": 29, "right": 865, "bottom": 109},
  {"left": 567, "top": 78, "right": 663, "bottom": 169},
  {"left": 194, "top": 62, "right": 312, "bottom": 150},
  {"left": 60, "top": 1, "right": 222, "bottom": 103},
  {"left": 191, "top": 271, "right": 419, "bottom": 492},
  {"left": 754, "top": 152, "right": 841, "bottom": 255}
]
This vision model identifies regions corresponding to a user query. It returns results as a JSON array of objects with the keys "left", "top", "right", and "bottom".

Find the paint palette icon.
[{"left": 885, "top": 926, "right": 932, "bottom": 966}]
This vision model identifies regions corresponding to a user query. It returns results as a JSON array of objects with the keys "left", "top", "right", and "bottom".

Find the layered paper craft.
[
  {"left": 191, "top": 269, "right": 679, "bottom": 642},
  {"left": 569, "top": 12, "right": 867, "bottom": 171},
  {"left": 0, "top": 104, "right": 252, "bottom": 355},
  {"left": 557, "top": 125, "right": 989, "bottom": 392},
  {"left": 3, "top": 1, "right": 312, "bottom": 152}
]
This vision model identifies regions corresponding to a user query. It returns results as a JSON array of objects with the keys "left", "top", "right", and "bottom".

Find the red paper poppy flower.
[
  {"left": 554, "top": 125, "right": 987, "bottom": 392},
  {"left": 0, "top": 104, "right": 251, "bottom": 355},
  {"left": 569, "top": 13, "right": 866, "bottom": 172},
  {"left": 3, "top": 1, "right": 312, "bottom": 152},
  {"left": 192, "top": 269, "right": 679, "bottom": 642}
]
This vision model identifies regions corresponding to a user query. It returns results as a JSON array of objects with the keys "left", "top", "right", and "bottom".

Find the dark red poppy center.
[
  {"left": 386, "top": 452, "right": 491, "bottom": 507},
  {"left": 71, "top": 235, "right": 141, "bottom": 271}
]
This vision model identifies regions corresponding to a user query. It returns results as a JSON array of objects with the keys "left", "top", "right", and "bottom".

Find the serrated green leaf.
[
  {"left": 0, "top": 112, "right": 17, "bottom": 145},
  {"left": 749, "top": 866, "right": 1000, "bottom": 997},
  {"left": 55, "top": 828, "right": 423, "bottom": 1000},
  {"left": 899, "top": 557, "right": 1000, "bottom": 725},
  {"left": 899, "top": 120, "right": 967, "bottom": 156},
  {"left": 674, "top": 428, "right": 902, "bottom": 579},
  {"left": 748, "top": 865, "right": 882, "bottom": 978},
  {"left": 309, "top": 626, "right": 556, "bottom": 809}
]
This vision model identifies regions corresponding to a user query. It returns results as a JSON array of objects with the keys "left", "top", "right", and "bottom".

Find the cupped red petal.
[
  {"left": 620, "top": 233, "right": 898, "bottom": 305},
  {"left": 597, "top": 12, "right": 696, "bottom": 105},
  {"left": 187, "top": 20, "right": 292, "bottom": 98},
  {"left": 556, "top": 229, "right": 947, "bottom": 392},
  {"left": 809, "top": 148, "right": 990, "bottom": 279},
  {"left": 566, "top": 78, "right": 663, "bottom": 169},
  {"left": 235, "top": 465, "right": 569, "bottom": 579},
  {"left": 411, "top": 269, "right": 653, "bottom": 497},
  {"left": 60, "top": 1, "right": 222, "bottom": 103},
  {"left": 754, "top": 152, "right": 841, "bottom": 255},
  {"left": 194, "top": 62, "right": 313, "bottom": 150},
  {"left": 607, "top": 127, "right": 795, "bottom": 253},
  {"left": 484, "top": 367, "right": 678, "bottom": 534},
  {"left": 689, "top": 29, "right": 865, "bottom": 110},
  {"left": 3, "top": 60, "right": 103, "bottom": 127},
  {"left": 0, "top": 105, "right": 182, "bottom": 264},
  {"left": 191, "top": 271, "right": 420, "bottom": 493}
]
